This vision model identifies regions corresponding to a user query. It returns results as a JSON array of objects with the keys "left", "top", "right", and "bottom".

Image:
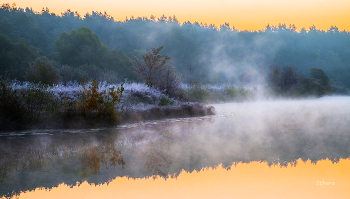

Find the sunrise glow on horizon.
[{"left": 8, "top": 0, "right": 350, "bottom": 31}]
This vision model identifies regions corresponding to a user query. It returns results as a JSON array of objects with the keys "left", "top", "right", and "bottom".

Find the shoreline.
[
  {"left": 0, "top": 103, "right": 216, "bottom": 133},
  {"left": 120, "top": 102, "right": 216, "bottom": 124}
]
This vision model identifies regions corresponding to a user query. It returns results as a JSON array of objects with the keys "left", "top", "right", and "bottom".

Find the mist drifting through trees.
[
  {"left": 2, "top": 3, "right": 350, "bottom": 198},
  {"left": 0, "top": 3, "right": 349, "bottom": 92}
]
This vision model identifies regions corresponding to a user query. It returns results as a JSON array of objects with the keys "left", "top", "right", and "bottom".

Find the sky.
[
  {"left": 17, "top": 159, "right": 350, "bottom": 199},
  {"left": 9, "top": 0, "right": 350, "bottom": 31}
]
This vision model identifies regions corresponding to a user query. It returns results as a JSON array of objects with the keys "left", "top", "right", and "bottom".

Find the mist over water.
[
  {"left": 213, "top": 96, "right": 350, "bottom": 137},
  {"left": 1, "top": 97, "right": 350, "bottom": 197}
]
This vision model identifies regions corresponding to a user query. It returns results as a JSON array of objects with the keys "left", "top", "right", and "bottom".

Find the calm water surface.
[{"left": 1, "top": 97, "right": 350, "bottom": 198}]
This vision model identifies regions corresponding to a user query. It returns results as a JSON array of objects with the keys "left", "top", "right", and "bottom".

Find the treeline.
[
  {"left": 1, "top": 3, "right": 350, "bottom": 90},
  {"left": 267, "top": 66, "right": 333, "bottom": 97}
]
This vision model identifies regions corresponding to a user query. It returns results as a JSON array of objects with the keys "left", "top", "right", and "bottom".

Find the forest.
[
  {"left": 0, "top": 3, "right": 349, "bottom": 130},
  {"left": 0, "top": 3, "right": 349, "bottom": 89}
]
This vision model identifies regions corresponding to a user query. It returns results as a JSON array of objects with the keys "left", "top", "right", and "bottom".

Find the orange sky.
[
  {"left": 9, "top": 0, "right": 350, "bottom": 31},
  {"left": 13, "top": 158, "right": 350, "bottom": 199}
]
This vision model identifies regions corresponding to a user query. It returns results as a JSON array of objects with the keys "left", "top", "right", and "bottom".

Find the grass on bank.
[
  {"left": 184, "top": 83, "right": 256, "bottom": 103},
  {"left": 0, "top": 77, "right": 124, "bottom": 131}
]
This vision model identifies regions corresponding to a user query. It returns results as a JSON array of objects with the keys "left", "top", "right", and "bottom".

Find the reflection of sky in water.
[
  {"left": 1, "top": 97, "right": 350, "bottom": 198},
  {"left": 16, "top": 159, "right": 349, "bottom": 199}
]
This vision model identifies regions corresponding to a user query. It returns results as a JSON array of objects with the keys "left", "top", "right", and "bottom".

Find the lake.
[{"left": 1, "top": 97, "right": 350, "bottom": 198}]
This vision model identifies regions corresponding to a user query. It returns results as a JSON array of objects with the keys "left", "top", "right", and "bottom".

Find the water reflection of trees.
[
  {"left": 143, "top": 140, "right": 172, "bottom": 178},
  {"left": 0, "top": 130, "right": 125, "bottom": 198},
  {"left": 81, "top": 140, "right": 125, "bottom": 178},
  {"left": 1, "top": 114, "right": 350, "bottom": 197}
]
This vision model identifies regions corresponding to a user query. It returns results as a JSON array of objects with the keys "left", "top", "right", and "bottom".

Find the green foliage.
[
  {"left": 185, "top": 83, "right": 212, "bottom": 103},
  {"left": 26, "top": 56, "right": 61, "bottom": 86},
  {"left": 0, "top": 77, "right": 30, "bottom": 130},
  {"left": 55, "top": 27, "right": 108, "bottom": 67},
  {"left": 19, "top": 83, "right": 59, "bottom": 116},
  {"left": 55, "top": 27, "right": 137, "bottom": 82},
  {"left": 0, "top": 77, "right": 59, "bottom": 130},
  {"left": 268, "top": 66, "right": 333, "bottom": 97},
  {"left": 0, "top": 77, "right": 124, "bottom": 131},
  {"left": 59, "top": 64, "right": 118, "bottom": 84},
  {"left": 59, "top": 65, "right": 79, "bottom": 83},
  {"left": 127, "top": 49, "right": 147, "bottom": 60},
  {"left": 0, "top": 32, "right": 39, "bottom": 80},
  {"left": 268, "top": 65, "right": 300, "bottom": 94},
  {"left": 185, "top": 83, "right": 254, "bottom": 103},
  {"left": 225, "top": 85, "right": 251, "bottom": 100},
  {"left": 107, "top": 49, "right": 139, "bottom": 81},
  {"left": 2, "top": 4, "right": 350, "bottom": 88},
  {"left": 302, "top": 68, "right": 333, "bottom": 96},
  {"left": 158, "top": 95, "right": 172, "bottom": 106},
  {"left": 310, "top": 68, "right": 329, "bottom": 86}
]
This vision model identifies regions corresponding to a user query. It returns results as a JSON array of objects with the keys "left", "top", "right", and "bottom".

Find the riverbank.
[
  {"left": 3, "top": 79, "right": 341, "bottom": 132},
  {"left": 0, "top": 80, "right": 216, "bottom": 132},
  {"left": 120, "top": 102, "right": 215, "bottom": 124}
]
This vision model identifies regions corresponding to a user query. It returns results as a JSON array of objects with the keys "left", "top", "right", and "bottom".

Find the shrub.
[
  {"left": 59, "top": 65, "right": 78, "bottom": 83},
  {"left": 73, "top": 80, "right": 124, "bottom": 125},
  {"left": 225, "top": 85, "right": 242, "bottom": 98},
  {"left": 0, "top": 78, "right": 124, "bottom": 131},
  {"left": 0, "top": 77, "right": 30, "bottom": 130},
  {"left": 225, "top": 85, "right": 253, "bottom": 101},
  {"left": 26, "top": 56, "right": 61, "bottom": 86},
  {"left": 0, "top": 78, "right": 59, "bottom": 131},
  {"left": 19, "top": 83, "right": 59, "bottom": 116},
  {"left": 185, "top": 83, "right": 212, "bottom": 103},
  {"left": 158, "top": 65, "right": 181, "bottom": 98},
  {"left": 132, "top": 46, "right": 181, "bottom": 98},
  {"left": 310, "top": 68, "right": 330, "bottom": 86},
  {"left": 301, "top": 68, "right": 333, "bottom": 96},
  {"left": 158, "top": 95, "right": 172, "bottom": 106},
  {"left": 268, "top": 65, "right": 300, "bottom": 94}
]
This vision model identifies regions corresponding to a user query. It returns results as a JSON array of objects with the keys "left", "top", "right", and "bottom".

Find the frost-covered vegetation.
[
  {"left": 1, "top": 64, "right": 337, "bottom": 132},
  {"left": 0, "top": 78, "right": 124, "bottom": 131},
  {"left": 3, "top": 80, "right": 257, "bottom": 108},
  {"left": 0, "top": 3, "right": 347, "bottom": 131},
  {"left": 1, "top": 79, "right": 219, "bottom": 131}
]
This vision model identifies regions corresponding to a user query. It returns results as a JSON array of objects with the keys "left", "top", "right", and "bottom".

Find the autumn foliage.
[{"left": 63, "top": 79, "right": 124, "bottom": 125}]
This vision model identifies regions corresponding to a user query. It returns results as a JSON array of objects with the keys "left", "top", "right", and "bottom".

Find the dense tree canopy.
[
  {"left": 0, "top": 32, "right": 40, "bottom": 80},
  {"left": 55, "top": 27, "right": 108, "bottom": 67},
  {"left": 1, "top": 3, "right": 350, "bottom": 90},
  {"left": 55, "top": 27, "right": 137, "bottom": 81},
  {"left": 302, "top": 68, "right": 333, "bottom": 96}
]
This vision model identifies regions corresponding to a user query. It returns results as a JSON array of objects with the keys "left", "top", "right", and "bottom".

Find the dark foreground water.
[{"left": 1, "top": 97, "right": 350, "bottom": 198}]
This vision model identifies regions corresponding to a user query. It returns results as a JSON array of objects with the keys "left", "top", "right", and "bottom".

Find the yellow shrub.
[{"left": 65, "top": 79, "right": 124, "bottom": 125}]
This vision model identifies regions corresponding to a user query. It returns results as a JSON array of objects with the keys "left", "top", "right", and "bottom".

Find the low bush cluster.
[
  {"left": 0, "top": 77, "right": 58, "bottom": 130},
  {"left": 0, "top": 78, "right": 124, "bottom": 131},
  {"left": 158, "top": 95, "right": 172, "bottom": 106},
  {"left": 184, "top": 83, "right": 255, "bottom": 103},
  {"left": 267, "top": 66, "right": 333, "bottom": 97},
  {"left": 62, "top": 79, "right": 124, "bottom": 126},
  {"left": 26, "top": 56, "right": 62, "bottom": 86}
]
